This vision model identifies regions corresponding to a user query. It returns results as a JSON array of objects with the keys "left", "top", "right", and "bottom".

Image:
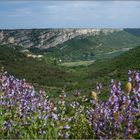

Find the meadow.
[
  {"left": 59, "top": 60, "right": 95, "bottom": 67},
  {"left": 0, "top": 69, "right": 140, "bottom": 139}
]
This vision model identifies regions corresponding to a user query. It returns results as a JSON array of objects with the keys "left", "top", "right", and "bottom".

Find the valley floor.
[{"left": 59, "top": 60, "right": 95, "bottom": 67}]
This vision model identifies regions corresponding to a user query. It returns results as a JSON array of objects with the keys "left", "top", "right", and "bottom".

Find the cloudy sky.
[{"left": 0, "top": 1, "right": 140, "bottom": 29}]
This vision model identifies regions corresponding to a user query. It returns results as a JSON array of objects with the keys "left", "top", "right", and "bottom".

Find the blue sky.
[{"left": 0, "top": 1, "right": 140, "bottom": 29}]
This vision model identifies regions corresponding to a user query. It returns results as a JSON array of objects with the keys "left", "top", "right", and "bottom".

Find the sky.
[{"left": 0, "top": 1, "right": 140, "bottom": 29}]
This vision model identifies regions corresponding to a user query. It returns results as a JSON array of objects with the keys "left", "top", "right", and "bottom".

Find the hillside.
[
  {"left": 1, "top": 28, "right": 140, "bottom": 62},
  {"left": 41, "top": 30, "right": 140, "bottom": 61},
  {"left": 1, "top": 28, "right": 140, "bottom": 99},
  {"left": 124, "top": 28, "right": 140, "bottom": 37},
  {"left": 0, "top": 45, "right": 78, "bottom": 95},
  {"left": 1, "top": 44, "right": 140, "bottom": 100},
  {"left": 1, "top": 69, "right": 140, "bottom": 139},
  {"left": 82, "top": 45, "right": 140, "bottom": 97},
  {"left": 0, "top": 29, "right": 121, "bottom": 49},
  {"left": 88, "top": 45, "right": 140, "bottom": 78},
  {"left": 56, "top": 45, "right": 140, "bottom": 99}
]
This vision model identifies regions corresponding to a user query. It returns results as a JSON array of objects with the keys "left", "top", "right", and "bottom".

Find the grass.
[
  {"left": 59, "top": 60, "right": 95, "bottom": 67},
  {"left": 1, "top": 44, "right": 140, "bottom": 101},
  {"left": 0, "top": 44, "right": 74, "bottom": 88}
]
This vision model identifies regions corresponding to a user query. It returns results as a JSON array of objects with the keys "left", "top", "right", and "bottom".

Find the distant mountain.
[
  {"left": 124, "top": 28, "right": 140, "bottom": 37},
  {"left": 0, "top": 28, "right": 123, "bottom": 49},
  {"left": 45, "top": 29, "right": 140, "bottom": 61},
  {"left": 1, "top": 28, "right": 140, "bottom": 62}
]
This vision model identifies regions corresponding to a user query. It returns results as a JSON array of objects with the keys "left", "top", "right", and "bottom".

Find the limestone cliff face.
[{"left": 0, "top": 29, "right": 123, "bottom": 49}]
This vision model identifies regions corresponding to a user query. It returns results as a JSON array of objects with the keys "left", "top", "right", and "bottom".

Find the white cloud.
[{"left": 0, "top": 1, "right": 140, "bottom": 28}]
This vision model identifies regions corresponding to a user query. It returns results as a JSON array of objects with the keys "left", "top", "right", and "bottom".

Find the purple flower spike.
[
  {"left": 128, "top": 70, "right": 132, "bottom": 75},
  {"left": 64, "top": 125, "right": 70, "bottom": 129},
  {"left": 128, "top": 77, "right": 132, "bottom": 82}
]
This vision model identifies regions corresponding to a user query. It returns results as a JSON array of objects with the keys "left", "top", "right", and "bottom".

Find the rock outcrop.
[{"left": 0, "top": 29, "right": 123, "bottom": 49}]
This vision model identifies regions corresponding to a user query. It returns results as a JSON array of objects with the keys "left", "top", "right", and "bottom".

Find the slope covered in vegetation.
[
  {"left": 0, "top": 70, "right": 140, "bottom": 139},
  {"left": 44, "top": 30, "right": 140, "bottom": 61},
  {"left": 0, "top": 44, "right": 77, "bottom": 96},
  {"left": 1, "top": 44, "right": 140, "bottom": 100}
]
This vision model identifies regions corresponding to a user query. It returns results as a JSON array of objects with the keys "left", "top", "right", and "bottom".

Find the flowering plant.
[{"left": 0, "top": 70, "right": 139, "bottom": 139}]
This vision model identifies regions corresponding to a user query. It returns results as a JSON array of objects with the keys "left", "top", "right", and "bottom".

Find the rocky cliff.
[{"left": 0, "top": 29, "right": 122, "bottom": 49}]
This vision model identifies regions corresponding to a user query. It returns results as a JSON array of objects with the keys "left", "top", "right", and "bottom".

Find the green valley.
[
  {"left": 42, "top": 30, "right": 140, "bottom": 62},
  {"left": 1, "top": 29, "right": 140, "bottom": 100}
]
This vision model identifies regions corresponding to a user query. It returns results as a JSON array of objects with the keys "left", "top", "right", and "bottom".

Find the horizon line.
[{"left": 0, "top": 27, "right": 140, "bottom": 30}]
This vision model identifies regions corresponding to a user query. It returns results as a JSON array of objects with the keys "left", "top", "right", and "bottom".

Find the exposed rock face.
[{"left": 0, "top": 29, "right": 123, "bottom": 49}]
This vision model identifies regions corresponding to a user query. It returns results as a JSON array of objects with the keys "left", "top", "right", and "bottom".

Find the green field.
[{"left": 60, "top": 60, "right": 95, "bottom": 67}]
